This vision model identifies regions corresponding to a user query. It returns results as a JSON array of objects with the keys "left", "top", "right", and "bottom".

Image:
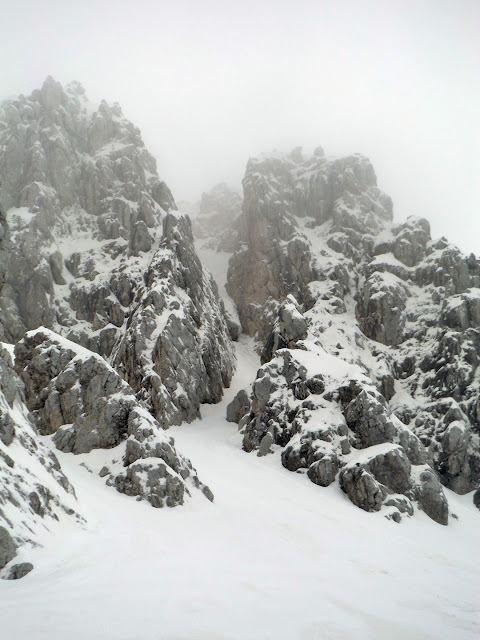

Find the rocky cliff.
[
  {"left": 1, "top": 76, "right": 479, "bottom": 579},
  {"left": 226, "top": 147, "right": 480, "bottom": 523},
  {"left": 191, "top": 182, "right": 242, "bottom": 253},
  {"left": 0, "top": 77, "right": 235, "bottom": 425},
  {"left": 0, "top": 78, "right": 233, "bottom": 577}
]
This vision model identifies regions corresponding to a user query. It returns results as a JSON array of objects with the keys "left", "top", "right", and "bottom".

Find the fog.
[{"left": 2, "top": 0, "right": 479, "bottom": 252}]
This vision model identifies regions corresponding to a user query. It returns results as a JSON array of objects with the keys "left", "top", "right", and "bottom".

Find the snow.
[
  {"left": 6, "top": 206, "right": 35, "bottom": 227},
  {"left": 344, "top": 442, "right": 402, "bottom": 466},
  {"left": 26, "top": 327, "right": 118, "bottom": 372},
  {"left": 0, "top": 337, "right": 478, "bottom": 640},
  {"left": 0, "top": 342, "right": 15, "bottom": 361}
]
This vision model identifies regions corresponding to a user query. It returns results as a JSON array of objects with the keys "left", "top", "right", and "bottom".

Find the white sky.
[{"left": 1, "top": 0, "right": 479, "bottom": 252}]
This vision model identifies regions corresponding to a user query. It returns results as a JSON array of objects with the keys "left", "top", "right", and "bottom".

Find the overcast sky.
[{"left": 2, "top": 0, "right": 479, "bottom": 252}]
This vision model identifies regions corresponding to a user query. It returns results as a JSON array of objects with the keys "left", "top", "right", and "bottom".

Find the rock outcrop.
[
  {"left": 230, "top": 301, "right": 447, "bottom": 524},
  {"left": 0, "top": 341, "right": 82, "bottom": 578},
  {"left": 112, "top": 212, "right": 234, "bottom": 427},
  {"left": 226, "top": 146, "right": 480, "bottom": 522},
  {"left": 191, "top": 183, "right": 242, "bottom": 253},
  {"left": 226, "top": 148, "right": 392, "bottom": 339},
  {"left": 0, "top": 78, "right": 235, "bottom": 428},
  {"left": 0, "top": 79, "right": 234, "bottom": 572},
  {"left": 15, "top": 329, "right": 214, "bottom": 507}
]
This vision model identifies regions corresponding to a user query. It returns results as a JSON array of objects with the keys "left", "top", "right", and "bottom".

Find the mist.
[{"left": 2, "top": 0, "right": 479, "bottom": 252}]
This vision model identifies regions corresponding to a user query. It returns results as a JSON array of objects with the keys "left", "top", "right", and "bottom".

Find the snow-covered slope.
[
  {"left": 0, "top": 75, "right": 478, "bottom": 639},
  {"left": 0, "top": 339, "right": 478, "bottom": 639}
]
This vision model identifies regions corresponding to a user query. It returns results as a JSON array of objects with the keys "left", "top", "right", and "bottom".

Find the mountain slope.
[
  {"left": 0, "top": 338, "right": 478, "bottom": 639},
  {"left": 222, "top": 148, "right": 480, "bottom": 522},
  {"left": 0, "top": 79, "right": 234, "bottom": 574}
]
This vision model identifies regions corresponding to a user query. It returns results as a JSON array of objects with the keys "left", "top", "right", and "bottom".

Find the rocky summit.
[
  {"left": 0, "top": 78, "right": 230, "bottom": 574},
  {"left": 224, "top": 147, "right": 480, "bottom": 523},
  {"left": 0, "top": 80, "right": 478, "bottom": 586}
]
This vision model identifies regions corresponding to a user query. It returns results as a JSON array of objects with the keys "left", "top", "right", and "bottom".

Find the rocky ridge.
[
  {"left": 224, "top": 147, "right": 480, "bottom": 522},
  {"left": 0, "top": 77, "right": 235, "bottom": 425},
  {"left": 16, "top": 329, "right": 213, "bottom": 506},
  {"left": 0, "top": 341, "right": 82, "bottom": 577},
  {"left": 1, "top": 74, "right": 479, "bottom": 578},
  {"left": 0, "top": 79, "right": 232, "bottom": 577}
]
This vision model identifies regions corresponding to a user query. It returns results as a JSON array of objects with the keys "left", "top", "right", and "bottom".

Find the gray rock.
[
  {"left": 343, "top": 389, "right": 397, "bottom": 448},
  {"left": 261, "top": 295, "right": 308, "bottom": 363},
  {"left": 0, "top": 198, "right": 10, "bottom": 296},
  {"left": 16, "top": 331, "right": 131, "bottom": 453},
  {"left": 365, "top": 446, "right": 411, "bottom": 494},
  {"left": 356, "top": 272, "right": 409, "bottom": 346},
  {"left": 226, "top": 150, "right": 390, "bottom": 338},
  {"left": 5, "top": 562, "right": 33, "bottom": 580},
  {"left": 14, "top": 328, "right": 213, "bottom": 509},
  {"left": 339, "top": 444, "right": 411, "bottom": 513},
  {"left": 414, "top": 469, "right": 449, "bottom": 525},
  {"left": 258, "top": 432, "right": 274, "bottom": 457},
  {"left": 441, "top": 290, "right": 480, "bottom": 331},
  {"left": 339, "top": 466, "right": 387, "bottom": 512},
  {"left": 129, "top": 220, "right": 152, "bottom": 256},
  {"left": 473, "top": 488, "right": 480, "bottom": 510},
  {"left": 226, "top": 389, "right": 251, "bottom": 423},
  {"left": 307, "top": 456, "right": 339, "bottom": 487},
  {"left": 0, "top": 527, "right": 16, "bottom": 569},
  {"left": 113, "top": 212, "right": 235, "bottom": 428},
  {"left": 384, "top": 495, "right": 414, "bottom": 516},
  {"left": 391, "top": 217, "right": 430, "bottom": 267},
  {"left": 0, "top": 79, "right": 234, "bottom": 434},
  {"left": 49, "top": 251, "right": 67, "bottom": 285}
]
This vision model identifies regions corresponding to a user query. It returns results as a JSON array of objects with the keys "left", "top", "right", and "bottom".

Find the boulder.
[
  {"left": 414, "top": 469, "right": 449, "bottom": 525},
  {"left": 0, "top": 527, "right": 16, "bottom": 570},
  {"left": 307, "top": 456, "right": 339, "bottom": 487},
  {"left": 226, "top": 389, "right": 251, "bottom": 423},
  {"left": 340, "top": 467, "right": 387, "bottom": 512},
  {"left": 261, "top": 295, "right": 308, "bottom": 363},
  {"left": 5, "top": 562, "right": 34, "bottom": 580}
]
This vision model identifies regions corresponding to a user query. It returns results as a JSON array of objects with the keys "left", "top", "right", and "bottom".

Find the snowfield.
[{"left": 0, "top": 337, "right": 478, "bottom": 640}]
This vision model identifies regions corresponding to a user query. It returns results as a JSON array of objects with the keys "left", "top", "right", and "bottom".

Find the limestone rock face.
[
  {"left": 226, "top": 148, "right": 392, "bottom": 339},
  {"left": 0, "top": 342, "right": 82, "bottom": 578},
  {"left": 261, "top": 295, "right": 308, "bottom": 364},
  {"left": 223, "top": 145, "right": 480, "bottom": 521},
  {"left": 0, "top": 78, "right": 235, "bottom": 428},
  {"left": 15, "top": 329, "right": 214, "bottom": 506},
  {"left": 413, "top": 468, "right": 449, "bottom": 525},
  {"left": 356, "top": 273, "right": 409, "bottom": 346},
  {"left": 16, "top": 330, "right": 134, "bottom": 453},
  {"left": 191, "top": 183, "right": 242, "bottom": 253},
  {"left": 112, "top": 212, "right": 234, "bottom": 427},
  {"left": 236, "top": 332, "right": 444, "bottom": 522},
  {"left": 0, "top": 526, "right": 16, "bottom": 570},
  {"left": 0, "top": 79, "right": 235, "bottom": 567},
  {"left": 0, "top": 199, "right": 8, "bottom": 296},
  {"left": 235, "top": 302, "right": 440, "bottom": 522}
]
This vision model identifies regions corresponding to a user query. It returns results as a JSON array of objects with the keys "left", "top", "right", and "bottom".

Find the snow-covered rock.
[
  {"left": 191, "top": 182, "right": 242, "bottom": 253},
  {"left": 15, "top": 328, "right": 213, "bottom": 507},
  {"left": 0, "top": 78, "right": 235, "bottom": 427},
  {"left": 225, "top": 146, "right": 480, "bottom": 520},
  {"left": 0, "top": 341, "right": 82, "bottom": 576},
  {"left": 0, "top": 79, "right": 233, "bottom": 573},
  {"left": 226, "top": 148, "right": 392, "bottom": 339}
]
